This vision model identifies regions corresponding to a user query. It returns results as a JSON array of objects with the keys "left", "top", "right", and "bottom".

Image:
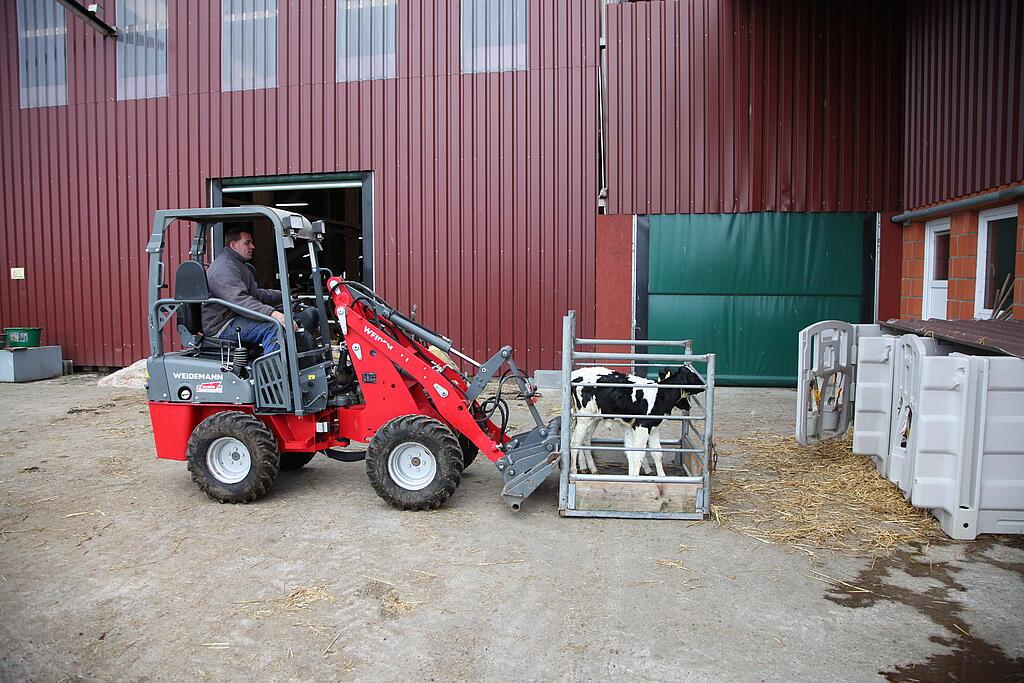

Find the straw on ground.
[{"left": 712, "top": 432, "right": 942, "bottom": 556}]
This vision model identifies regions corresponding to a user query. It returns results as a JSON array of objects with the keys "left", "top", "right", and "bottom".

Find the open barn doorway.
[{"left": 209, "top": 173, "right": 374, "bottom": 294}]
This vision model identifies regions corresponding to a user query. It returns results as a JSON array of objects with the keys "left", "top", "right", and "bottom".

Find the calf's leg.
[
  {"left": 571, "top": 417, "right": 603, "bottom": 474},
  {"left": 648, "top": 429, "right": 666, "bottom": 477},
  {"left": 627, "top": 427, "right": 649, "bottom": 477},
  {"left": 582, "top": 419, "right": 601, "bottom": 473}
]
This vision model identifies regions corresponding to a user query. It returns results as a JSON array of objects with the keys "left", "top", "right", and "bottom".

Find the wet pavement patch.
[{"left": 822, "top": 540, "right": 1024, "bottom": 681}]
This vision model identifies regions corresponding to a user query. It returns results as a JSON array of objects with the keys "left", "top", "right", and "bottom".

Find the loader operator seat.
[{"left": 173, "top": 260, "right": 259, "bottom": 358}]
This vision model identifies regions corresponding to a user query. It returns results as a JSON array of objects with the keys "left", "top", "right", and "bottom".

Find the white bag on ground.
[{"left": 97, "top": 359, "right": 148, "bottom": 389}]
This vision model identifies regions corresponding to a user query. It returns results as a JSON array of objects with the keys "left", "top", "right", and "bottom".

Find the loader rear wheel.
[
  {"left": 366, "top": 415, "right": 463, "bottom": 511},
  {"left": 280, "top": 452, "right": 317, "bottom": 471},
  {"left": 186, "top": 411, "right": 280, "bottom": 503},
  {"left": 457, "top": 434, "right": 478, "bottom": 469}
]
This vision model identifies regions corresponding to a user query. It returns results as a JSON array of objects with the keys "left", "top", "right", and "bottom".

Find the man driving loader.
[{"left": 202, "top": 227, "right": 294, "bottom": 352}]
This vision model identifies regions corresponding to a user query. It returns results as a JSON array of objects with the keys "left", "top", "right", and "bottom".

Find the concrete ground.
[{"left": 0, "top": 375, "right": 1021, "bottom": 682}]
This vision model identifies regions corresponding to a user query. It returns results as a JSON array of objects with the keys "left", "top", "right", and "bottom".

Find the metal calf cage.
[{"left": 558, "top": 311, "right": 716, "bottom": 520}]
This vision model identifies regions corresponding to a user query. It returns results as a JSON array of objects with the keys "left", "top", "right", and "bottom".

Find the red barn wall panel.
[
  {"left": 0, "top": 0, "right": 600, "bottom": 371},
  {"left": 606, "top": 0, "right": 905, "bottom": 215},
  {"left": 594, "top": 213, "right": 633, "bottom": 347},
  {"left": 903, "top": 0, "right": 1024, "bottom": 210}
]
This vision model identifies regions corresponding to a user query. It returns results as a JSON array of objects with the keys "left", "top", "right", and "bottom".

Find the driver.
[{"left": 203, "top": 227, "right": 292, "bottom": 353}]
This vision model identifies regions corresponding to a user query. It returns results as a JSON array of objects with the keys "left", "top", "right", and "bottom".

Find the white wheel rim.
[
  {"left": 207, "top": 437, "right": 252, "bottom": 484},
  {"left": 387, "top": 442, "right": 437, "bottom": 491}
]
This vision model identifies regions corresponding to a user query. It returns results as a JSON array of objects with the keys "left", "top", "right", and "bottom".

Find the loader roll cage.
[{"left": 146, "top": 206, "right": 333, "bottom": 415}]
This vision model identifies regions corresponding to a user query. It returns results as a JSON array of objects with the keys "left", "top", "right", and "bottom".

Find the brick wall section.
[
  {"left": 900, "top": 222, "right": 925, "bottom": 318},
  {"left": 947, "top": 212, "right": 979, "bottom": 319},
  {"left": 900, "top": 194, "right": 1024, "bottom": 322},
  {"left": 1016, "top": 198, "right": 1024, "bottom": 320}
]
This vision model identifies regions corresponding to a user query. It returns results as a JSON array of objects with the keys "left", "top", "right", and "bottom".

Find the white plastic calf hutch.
[
  {"left": 797, "top": 320, "right": 1024, "bottom": 540},
  {"left": 558, "top": 311, "right": 716, "bottom": 520}
]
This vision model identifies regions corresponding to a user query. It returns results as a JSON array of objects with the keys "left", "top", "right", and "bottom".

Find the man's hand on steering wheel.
[{"left": 271, "top": 310, "right": 300, "bottom": 331}]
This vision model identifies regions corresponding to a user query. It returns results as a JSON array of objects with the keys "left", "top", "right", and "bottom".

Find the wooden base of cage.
[{"left": 571, "top": 479, "right": 701, "bottom": 514}]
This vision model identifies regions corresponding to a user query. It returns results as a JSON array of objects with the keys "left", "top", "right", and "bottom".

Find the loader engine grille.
[{"left": 252, "top": 353, "right": 290, "bottom": 411}]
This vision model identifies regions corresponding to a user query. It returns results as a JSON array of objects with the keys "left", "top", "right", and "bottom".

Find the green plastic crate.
[{"left": 5, "top": 327, "right": 42, "bottom": 348}]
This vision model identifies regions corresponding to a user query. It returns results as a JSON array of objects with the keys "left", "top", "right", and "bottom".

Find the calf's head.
[{"left": 656, "top": 365, "right": 705, "bottom": 411}]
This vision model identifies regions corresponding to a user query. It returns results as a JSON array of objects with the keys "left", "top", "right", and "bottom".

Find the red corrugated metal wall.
[
  {"left": 606, "top": 0, "right": 905, "bottom": 214},
  {"left": 0, "top": 1, "right": 599, "bottom": 371},
  {"left": 903, "top": 0, "right": 1024, "bottom": 211}
]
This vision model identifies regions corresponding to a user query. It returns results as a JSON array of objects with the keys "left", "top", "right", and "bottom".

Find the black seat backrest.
[{"left": 174, "top": 260, "right": 210, "bottom": 336}]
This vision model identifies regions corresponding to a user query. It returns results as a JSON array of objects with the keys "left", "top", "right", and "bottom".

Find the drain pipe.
[
  {"left": 596, "top": 0, "right": 610, "bottom": 214},
  {"left": 892, "top": 185, "right": 1024, "bottom": 224}
]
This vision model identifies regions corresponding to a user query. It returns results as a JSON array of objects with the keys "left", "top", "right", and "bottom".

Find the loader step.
[{"left": 324, "top": 447, "right": 366, "bottom": 462}]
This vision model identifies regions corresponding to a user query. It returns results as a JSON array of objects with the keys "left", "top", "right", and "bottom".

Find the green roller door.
[{"left": 642, "top": 213, "right": 872, "bottom": 386}]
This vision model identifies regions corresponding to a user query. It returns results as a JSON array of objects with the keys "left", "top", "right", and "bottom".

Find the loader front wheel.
[
  {"left": 366, "top": 415, "right": 463, "bottom": 511},
  {"left": 186, "top": 411, "right": 280, "bottom": 503}
]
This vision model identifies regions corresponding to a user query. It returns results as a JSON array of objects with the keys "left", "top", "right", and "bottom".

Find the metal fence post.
[
  {"left": 703, "top": 353, "right": 716, "bottom": 515},
  {"left": 558, "top": 311, "right": 576, "bottom": 513}
]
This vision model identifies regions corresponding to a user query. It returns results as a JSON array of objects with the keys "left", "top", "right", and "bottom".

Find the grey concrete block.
[{"left": 0, "top": 346, "right": 64, "bottom": 383}]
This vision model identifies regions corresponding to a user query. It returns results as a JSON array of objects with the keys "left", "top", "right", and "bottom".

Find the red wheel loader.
[{"left": 145, "top": 207, "right": 560, "bottom": 510}]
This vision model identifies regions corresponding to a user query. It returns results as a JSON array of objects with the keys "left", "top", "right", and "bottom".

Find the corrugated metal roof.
[{"left": 882, "top": 318, "right": 1024, "bottom": 358}]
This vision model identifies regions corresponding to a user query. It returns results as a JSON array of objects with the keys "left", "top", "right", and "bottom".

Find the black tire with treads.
[
  {"left": 365, "top": 415, "right": 463, "bottom": 511},
  {"left": 457, "top": 434, "right": 478, "bottom": 469},
  {"left": 186, "top": 411, "right": 280, "bottom": 503},
  {"left": 279, "top": 452, "right": 317, "bottom": 471}
]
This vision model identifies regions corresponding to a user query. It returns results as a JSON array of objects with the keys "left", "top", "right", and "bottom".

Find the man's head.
[{"left": 225, "top": 227, "right": 255, "bottom": 261}]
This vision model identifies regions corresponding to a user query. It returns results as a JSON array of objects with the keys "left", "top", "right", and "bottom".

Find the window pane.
[
  {"left": 16, "top": 0, "right": 67, "bottom": 108},
  {"left": 461, "top": 0, "right": 527, "bottom": 74},
  {"left": 337, "top": 0, "right": 397, "bottom": 83},
  {"left": 117, "top": 0, "right": 169, "bottom": 100},
  {"left": 933, "top": 232, "right": 949, "bottom": 281},
  {"left": 984, "top": 216, "right": 1018, "bottom": 309},
  {"left": 222, "top": 0, "right": 278, "bottom": 92}
]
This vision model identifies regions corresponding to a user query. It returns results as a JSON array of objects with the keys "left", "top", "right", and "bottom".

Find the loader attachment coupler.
[{"left": 497, "top": 417, "right": 562, "bottom": 511}]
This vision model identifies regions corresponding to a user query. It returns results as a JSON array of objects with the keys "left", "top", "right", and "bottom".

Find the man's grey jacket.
[{"left": 202, "top": 247, "right": 283, "bottom": 335}]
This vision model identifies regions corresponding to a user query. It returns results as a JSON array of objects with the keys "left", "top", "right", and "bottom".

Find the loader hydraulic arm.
[{"left": 326, "top": 277, "right": 563, "bottom": 510}]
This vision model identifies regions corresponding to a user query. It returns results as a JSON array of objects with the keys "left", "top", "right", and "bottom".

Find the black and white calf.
[{"left": 570, "top": 365, "right": 705, "bottom": 477}]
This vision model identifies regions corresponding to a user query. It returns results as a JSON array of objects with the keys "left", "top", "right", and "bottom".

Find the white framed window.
[
  {"left": 221, "top": 0, "right": 278, "bottom": 92},
  {"left": 16, "top": 0, "right": 67, "bottom": 109},
  {"left": 460, "top": 0, "right": 527, "bottom": 74},
  {"left": 974, "top": 205, "right": 1019, "bottom": 319},
  {"left": 117, "top": 0, "right": 169, "bottom": 100},
  {"left": 337, "top": 0, "right": 397, "bottom": 82}
]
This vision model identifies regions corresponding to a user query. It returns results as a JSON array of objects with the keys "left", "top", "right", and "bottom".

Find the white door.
[
  {"left": 852, "top": 334, "right": 898, "bottom": 475},
  {"left": 796, "top": 321, "right": 856, "bottom": 446},
  {"left": 923, "top": 219, "right": 950, "bottom": 320}
]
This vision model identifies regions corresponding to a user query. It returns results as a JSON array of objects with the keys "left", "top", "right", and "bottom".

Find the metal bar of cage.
[
  {"left": 569, "top": 382, "right": 707, "bottom": 389},
  {"left": 571, "top": 473, "right": 704, "bottom": 484},
  {"left": 557, "top": 313, "right": 575, "bottom": 512},
  {"left": 569, "top": 445, "right": 704, "bottom": 454},
  {"left": 574, "top": 351, "right": 712, "bottom": 362},
  {"left": 558, "top": 310, "right": 715, "bottom": 520},
  {"left": 570, "top": 412, "right": 705, "bottom": 421},
  {"left": 574, "top": 362, "right": 708, "bottom": 370},
  {"left": 561, "top": 510, "right": 705, "bottom": 521},
  {"left": 588, "top": 436, "right": 700, "bottom": 446},
  {"left": 576, "top": 338, "right": 693, "bottom": 347}
]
